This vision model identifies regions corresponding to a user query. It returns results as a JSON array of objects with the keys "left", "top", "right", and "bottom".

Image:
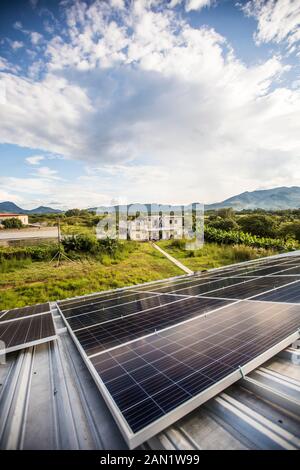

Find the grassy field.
[
  {"left": 156, "top": 240, "right": 278, "bottom": 271},
  {"left": 0, "top": 239, "right": 280, "bottom": 310},
  {"left": 0, "top": 243, "right": 181, "bottom": 309}
]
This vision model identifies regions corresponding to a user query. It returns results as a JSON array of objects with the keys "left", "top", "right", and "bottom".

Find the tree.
[
  {"left": 2, "top": 217, "right": 23, "bottom": 229},
  {"left": 65, "top": 209, "right": 81, "bottom": 217},
  {"left": 279, "top": 222, "right": 300, "bottom": 242},
  {"left": 208, "top": 217, "right": 239, "bottom": 231},
  {"left": 216, "top": 208, "right": 235, "bottom": 219},
  {"left": 238, "top": 214, "right": 278, "bottom": 238}
]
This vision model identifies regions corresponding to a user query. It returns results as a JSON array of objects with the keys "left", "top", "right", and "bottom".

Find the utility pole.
[{"left": 50, "top": 217, "right": 74, "bottom": 267}]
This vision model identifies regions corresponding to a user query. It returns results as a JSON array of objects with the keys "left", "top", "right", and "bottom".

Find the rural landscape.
[{"left": 1, "top": 188, "right": 299, "bottom": 309}]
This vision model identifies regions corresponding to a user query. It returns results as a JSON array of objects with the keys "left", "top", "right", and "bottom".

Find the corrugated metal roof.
[
  {"left": 0, "top": 307, "right": 299, "bottom": 450},
  {"left": 1, "top": 251, "right": 300, "bottom": 450}
]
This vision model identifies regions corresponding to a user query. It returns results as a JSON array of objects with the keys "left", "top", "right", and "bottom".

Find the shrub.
[
  {"left": 170, "top": 238, "right": 187, "bottom": 250},
  {"left": 0, "top": 244, "right": 58, "bottom": 261},
  {"left": 204, "top": 226, "right": 295, "bottom": 251},
  {"left": 238, "top": 214, "right": 278, "bottom": 238},
  {"left": 216, "top": 208, "right": 235, "bottom": 219},
  {"left": 2, "top": 218, "right": 23, "bottom": 229},
  {"left": 98, "top": 238, "right": 121, "bottom": 256},
  {"left": 208, "top": 217, "right": 239, "bottom": 231},
  {"left": 278, "top": 222, "right": 300, "bottom": 242},
  {"left": 62, "top": 233, "right": 99, "bottom": 253}
]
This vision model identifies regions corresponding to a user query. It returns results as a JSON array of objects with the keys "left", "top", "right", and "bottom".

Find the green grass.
[
  {"left": 60, "top": 224, "right": 95, "bottom": 236},
  {"left": 157, "top": 240, "right": 278, "bottom": 271},
  {"left": 0, "top": 239, "right": 280, "bottom": 310},
  {"left": 0, "top": 242, "right": 181, "bottom": 309}
]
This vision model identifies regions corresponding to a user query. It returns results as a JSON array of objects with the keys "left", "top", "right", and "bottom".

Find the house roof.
[{"left": 0, "top": 213, "right": 26, "bottom": 217}]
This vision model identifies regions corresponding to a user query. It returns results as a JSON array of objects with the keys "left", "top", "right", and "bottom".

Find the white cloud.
[
  {"left": 0, "top": 56, "right": 19, "bottom": 73},
  {"left": 185, "top": 0, "right": 212, "bottom": 12},
  {"left": 243, "top": 0, "right": 300, "bottom": 52},
  {"left": 34, "top": 166, "right": 59, "bottom": 179},
  {"left": 30, "top": 32, "right": 43, "bottom": 45},
  {"left": 110, "top": 0, "right": 125, "bottom": 9},
  {"left": 0, "top": 0, "right": 299, "bottom": 205},
  {"left": 26, "top": 155, "right": 45, "bottom": 165},
  {"left": 13, "top": 21, "right": 23, "bottom": 30},
  {"left": 0, "top": 175, "right": 109, "bottom": 209},
  {"left": 10, "top": 40, "right": 24, "bottom": 50}
]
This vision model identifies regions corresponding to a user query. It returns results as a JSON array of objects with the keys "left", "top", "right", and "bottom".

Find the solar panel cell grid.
[
  {"left": 271, "top": 266, "right": 300, "bottom": 276},
  {"left": 134, "top": 275, "right": 222, "bottom": 293},
  {"left": 0, "top": 313, "right": 56, "bottom": 353},
  {"left": 204, "top": 276, "right": 298, "bottom": 300},
  {"left": 65, "top": 294, "right": 183, "bottom": 330},
  {"left": 161, "top": 276, "right": 257, "bottom": 297},
  {"left": 88, "top": 300, "right": 299, "bottom": 435},
  {"left": 57, "top": 253, "right": 300, "bottom": 448},
  {"left": 207, "top": 257, "right": 299, "bottom": 277},
  {"left": 252, "top": 281, "right": 300, "bottom": 303},
  {"left": 0, "top": 302, "right": 50, "bottom": 322},
  {"left": 235, "top": 265, "right": 299, "bottom": 277},
  {"left": 92, "top": 303, "right": 300, "bottom": 432},
  {"left": 73, "top": 297, "right": 232, "bottom": 356},
  {"left": 58, "top": 291, "right": 155, "bottom": 314}
]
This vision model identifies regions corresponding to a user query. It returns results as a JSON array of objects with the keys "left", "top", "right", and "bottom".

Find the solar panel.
[
  {"left": 134, "top": 275, "right": 222, "bottom": 293},
  {"left": 0, "top": 311, "right": 56, "bottom": 354},
  {"left": 252, "top": 281, "right": 300, "bottom": 303},
  {"left": 0, "top": 310, "right": 7, "bottom": 320},
  {"left": 59, "top": 292, "right": 163, "bottom": 317},
  {"left": 0, "top": 302, "right": 50, "bottom": 322},
  {"left": 65, "top": 294, "right": 189, "bottom": 331},
  {"left": 150, "top": 276, "right": 257, "bottom": 297},
  {"left": 270, "top": 266, "right": 300, "bottom": 276},
  {"left": 56, "top": 253, "right": 300, "bottom": 448},
  {"left": 204, "top": 276, "right": 299, "bottom": 300},
  {"left": 208, "top": 257, "right": 299, "bottom": 278},
  {"left": 86, "top": 300, "right": 299, "bottom": 446},
  {"left": 71, "top": 297, "right": 232, "bottom": 356},
  {"left": 235, "top": 265, "right": 299, "bottom": 277}
]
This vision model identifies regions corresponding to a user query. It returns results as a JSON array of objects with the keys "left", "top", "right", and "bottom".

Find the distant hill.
[
  {"left": 1, "top": 186, "right": 299, "bottom": 215},
  {"left": 90, "top": 188, "right": 300, "bottom": 213},
  {"left": 0, "top": 201, "right": 62, "bottom": 214},
  {"left": 88, "top": 204, "right": 191, "bottom": 214},
  {"left": 205, "top": 186, "right": 300, "bottom": 211}
]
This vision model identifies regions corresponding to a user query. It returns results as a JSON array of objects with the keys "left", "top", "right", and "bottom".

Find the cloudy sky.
[{"left": 0, "top": 0, "right": 299, "bottom": 209}]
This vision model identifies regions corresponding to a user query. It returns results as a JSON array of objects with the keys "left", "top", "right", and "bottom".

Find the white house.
[
  {"left": 0, "top": 213, "right": 29, "bottom": 226},
  {"left": 127, "top": 214, "right": 183, "bottom": 241}
]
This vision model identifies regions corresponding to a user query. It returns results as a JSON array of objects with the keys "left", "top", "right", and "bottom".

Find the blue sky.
[{"left": 0, "top": 0, "right": 299, "bottom": 209}]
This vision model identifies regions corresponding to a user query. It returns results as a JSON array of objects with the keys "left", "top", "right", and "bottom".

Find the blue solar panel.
[{"left": 57, "top": 253, "right": 300, "bottom": 448}]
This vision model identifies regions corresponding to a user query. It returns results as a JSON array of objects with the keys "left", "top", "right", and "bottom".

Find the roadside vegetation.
[
  {"left": 205, "top": 208, "right": 300, "bottom": 246},
  {"left": 1, "top": 217, "right": 24, "bottom": 229},
  {"left": 157, "top": 240, "right": 277, "bottom": 272},
  {"left": 0, "top": 242, "right": 181, "bottom": 309},
  {"left": 1, "top": 207, "right": 299, "bottom": 309}
]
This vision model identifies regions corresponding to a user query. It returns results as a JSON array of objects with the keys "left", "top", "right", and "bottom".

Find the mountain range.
[
  {"left": 0, "top": 201, "right": 62, "bottom": 214},
  {"left": 0, "top": 186, "right": 299, "bottom": 214},
  {"left": 205, "top": 186, "right": 300, "bottom": 211}
]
